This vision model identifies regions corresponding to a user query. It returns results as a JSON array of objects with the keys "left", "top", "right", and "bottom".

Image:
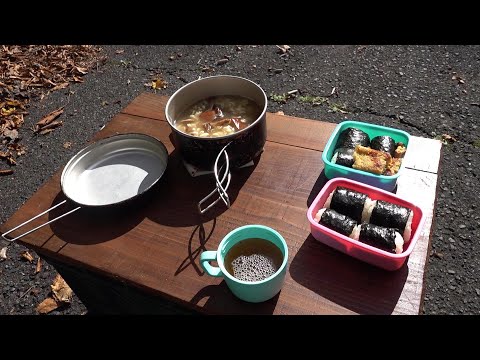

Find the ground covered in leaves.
[
  {"left": 1, "top": 45, "right": 104, "bottom": 315},
  {"left": 1, "top": 45, "right": 104, "bottom": 175}
]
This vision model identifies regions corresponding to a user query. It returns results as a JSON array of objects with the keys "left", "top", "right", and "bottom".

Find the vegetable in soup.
[{"left": 175, "top": 95, "right": 261, "bottom": 138}]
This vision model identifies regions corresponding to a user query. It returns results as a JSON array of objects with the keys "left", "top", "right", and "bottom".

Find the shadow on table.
[
  {"left": 48, "top": 147, "right": 258, "bottom": 246},
  {"left": 146, "top": 148, "right": 259, "bottom": 228},
  {"left": 307, "top": 170, "right": 399, "bottom": 204},
  {"left": 289, "top": 234, "right": 409, "bottom": 315},
  {"left": 307, "top": 170, "right": 329, "bottom": 208},
  {"left": 174, "top": 219, "right": 217, "bottom": 277},
  {"left": 189, "top": 283, "right": 280, "bottom": 315},
  {"left": 48, "top": 191, "right": 148, "bottom": 245}
]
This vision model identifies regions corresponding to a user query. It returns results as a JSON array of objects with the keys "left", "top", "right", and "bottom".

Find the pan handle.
[
  {"left": 1, "top": 200, "right": 81, "bottom": 243},
  {"left": 197, "top": 142, "right": 232, "bottom": 214}
]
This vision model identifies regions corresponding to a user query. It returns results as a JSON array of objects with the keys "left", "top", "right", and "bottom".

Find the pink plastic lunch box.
[{"left": 306, "top": 177, "right": 426, "bottom": 271}]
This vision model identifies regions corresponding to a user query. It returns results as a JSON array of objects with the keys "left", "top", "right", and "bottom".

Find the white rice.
[
  {"left": 350, "top": 224, "right": 361, "bottom": 240},
  {"left": 314, "top": 208, "right": 326, "bottom": 223},
  {"left": 324, "top": 191, "right": 334, "bottom": 209},
  {"left": 331, "top": 151, "right": 339, "bottom": 164},
  {"left": 350, "top": 224, "right": 404, "bottom": 254},
  {"left": 361, "top": 199, "right": 376, "bottom": 223},
  {"left": 403, "top": 210, "right": 414, "bottom": 243},
  {"left": 394, "top": 232, "right": 404, "bottom": 254}
]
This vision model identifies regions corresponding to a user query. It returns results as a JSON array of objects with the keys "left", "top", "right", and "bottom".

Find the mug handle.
[{"left": 200, "top": 251, "right": 223, "bottom": 277}]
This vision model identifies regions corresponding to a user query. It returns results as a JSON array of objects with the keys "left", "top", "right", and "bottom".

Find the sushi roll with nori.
[
  {"left": 351, "top": 223, "right": 404, "bottom": 254},
  {"left": 324, "top": 186, "right": 376, "bottom": 223},
  {"left": 334, "top": 127, "right": 370, "bottom": 150},
  {"left": 331, "top": 147, "right": 355, "bottom": 167},
  {"left": 370, "top": 136, "right": 396, "bottom": 157},
  {"left": 364, "top": 200, "right": 413, "bottom": 242},
  {"left": 314, "top": 208, "right": 357, "bottom": 237}
]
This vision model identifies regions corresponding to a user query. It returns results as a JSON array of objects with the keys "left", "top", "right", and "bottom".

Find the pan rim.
[{"left": 60, "top": 133, "right": 168, "bottom": 207}]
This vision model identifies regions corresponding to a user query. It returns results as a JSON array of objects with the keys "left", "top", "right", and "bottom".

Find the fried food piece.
[
  {"left": 394, "top": 142, "right": 407, "bottom": 158},
  {"left": 385, "top": 157, "right": 402, "bottom": 176},
  {"left": 352, "top": 145, "right": 392, "bottom": 175}
]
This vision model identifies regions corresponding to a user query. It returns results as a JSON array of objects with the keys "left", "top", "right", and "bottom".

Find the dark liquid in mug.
[{"left": 224, "top": 238, "right": 284, "bottom": 282}]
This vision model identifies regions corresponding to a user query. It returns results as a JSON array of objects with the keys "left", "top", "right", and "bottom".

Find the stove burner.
[
  {"left": 183, "top": 159, "right": 255, "bottom": 178},
  {"left": 192, "top": 147, "right": 264, "bottom": 214}
]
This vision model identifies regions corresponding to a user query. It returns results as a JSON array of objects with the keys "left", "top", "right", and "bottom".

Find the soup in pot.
[{"left": 175, "top": 95, "right": 261, "bottom": 138}]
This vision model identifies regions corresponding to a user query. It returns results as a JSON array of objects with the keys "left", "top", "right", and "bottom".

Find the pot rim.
[{"left": 165, "top": 75, "right": 267, "bottom": 141}]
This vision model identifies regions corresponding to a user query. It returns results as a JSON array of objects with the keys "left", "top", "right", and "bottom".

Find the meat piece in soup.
[{"left": 175, "top": 95, "right": 261, "bottom": 138}]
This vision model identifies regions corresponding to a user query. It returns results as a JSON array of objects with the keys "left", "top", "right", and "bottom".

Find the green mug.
[{"left": 200, "top": 224, "right": 288, "bottom": 303}]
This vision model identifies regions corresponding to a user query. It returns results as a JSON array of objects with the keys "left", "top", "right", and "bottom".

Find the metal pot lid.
[{"left": 61, "top": 133, "right": 168, "bottom": 207}]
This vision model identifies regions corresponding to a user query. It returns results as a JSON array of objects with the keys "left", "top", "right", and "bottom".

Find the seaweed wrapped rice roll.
[
  {"left": 324, "top": 186, "right": 375, "bottom": 223},
  {"left": 332, "top": 127, "right": 370, "bottom": 168},
  {"left": 351, "top": 223, "right": 404, "bottom": 254},
  {"left": 370, "top": 135, "right": 396, "bottom": 157},
  {"left": 335, "top": 127, "right": 371, "bottom": 150},
  {"left": 331, "top": 147, "right": 355, "bottom": 167},
  {"left": 364, "top": 200, "right": 413, "bottom": 242},
  {"left": 314, "top": 208, "right": 357, "bottom": 237}
]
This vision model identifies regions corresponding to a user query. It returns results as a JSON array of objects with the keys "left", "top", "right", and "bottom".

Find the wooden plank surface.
[
  {"left": 0, "top": 93, "right": 442, "bottom": 315},
  {"left": 403, "top": 136, "right": 443, "bottom": 173}
]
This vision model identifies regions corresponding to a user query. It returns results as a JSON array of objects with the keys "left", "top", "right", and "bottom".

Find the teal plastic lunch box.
[{"left": 321, "top": 120, "right": 411, "bottom": 192}]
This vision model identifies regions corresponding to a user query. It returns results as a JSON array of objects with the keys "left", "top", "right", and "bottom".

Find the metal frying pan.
[{"left": 2, "top": 133, "right": 169, "bottom": 243}]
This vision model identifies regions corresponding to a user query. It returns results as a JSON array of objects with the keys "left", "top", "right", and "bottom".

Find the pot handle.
[
  {"left": 197, "top": 142, "right": 232, "bottom": 214},
  {"left": 1, "top": 200, "right": 81, "bottom": 243}
]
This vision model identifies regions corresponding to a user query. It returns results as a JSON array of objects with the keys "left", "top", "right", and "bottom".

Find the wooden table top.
[{"left": 0, "top": 93, "right": 442, "bottom": 315}]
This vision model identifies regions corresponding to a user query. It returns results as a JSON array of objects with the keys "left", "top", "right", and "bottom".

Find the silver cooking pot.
[
  {"left": 165, "top": 75, "right": 267, "bottom": 169},
  {"left": 165, "top": 75, "right": 267, "bottom": 214},
  {"left": 2, "top": 133, "right": 168, "bottom": 243}
]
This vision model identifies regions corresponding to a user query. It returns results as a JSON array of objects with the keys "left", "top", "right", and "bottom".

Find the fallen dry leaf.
[
  {"left": 39, "top": 128, "right": 54, "bottom": 135},
  {"left": 39, "top": 120, "right": 62, "bottom": 131},
  {"left": 201, "top": 65, "right": 215, "bottom": 73},
  {"left": 442, "top": 134, "right": 456, "bottom": 142},
  {"left": 35, "top": 107, "right": 64, "bottom": 131},
  {"left": 1, "top": 107, "right": 16, "bottom": 116},
  {"left": 276, "top": 45, "right": 292, "bottom": 55},
  {"left": 6, "top": 156, "right": 16, "bottom": 166},
  {"left": 1, "top": 150, "right": 17, "bottom": 166},
  {"left": 21, "top": 251, "right": 34, "bottom": 262},
  {"left": 36, "top": 297, "right": 60, "bottom": 314},
  {"left": 51, "top": 82, "right": 69, "bottom": 91},
  {"left": 35, "top": 257, "right": 42, "bottom": 274},
  {"left": 150, "top": 78, "right": 167, "bottom": 90},
  {"left": 452, "top": 75, "right": 465, "bottom": 84},
  {"left": 0, "top": 169, "right": 13, "bottom": 176},
  {"left": 115, "top": 49, "right": 125, "bottom": 54},
  {"left": 51, "top": 274, "right": 73, "bottom": 303},
  {"left": 3, "top": 128, "right": 18, "bottom": 140},
  {"left": 6, "top": 99, "right": 23, "bottom": 107},
  {"left": 75, "top": 66, "right": 88, "bottom": 75},
  {"left": 216, "top": 58, "right": 228, "bottom": 66},
  {"left": 8, "top": 143, "right": 26, "bottom": 156},
  {"left": 435, "top": 133, "right": 457, "bottom": 145},
  {"left": 275, "top": 111, "right": 285, "bottom": 116},
  {"left": 0, "top": 246, "right": 7, "bottom": 261},
  {"left": 63, "top": 141, "right": 72, "bottom": 149}
]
